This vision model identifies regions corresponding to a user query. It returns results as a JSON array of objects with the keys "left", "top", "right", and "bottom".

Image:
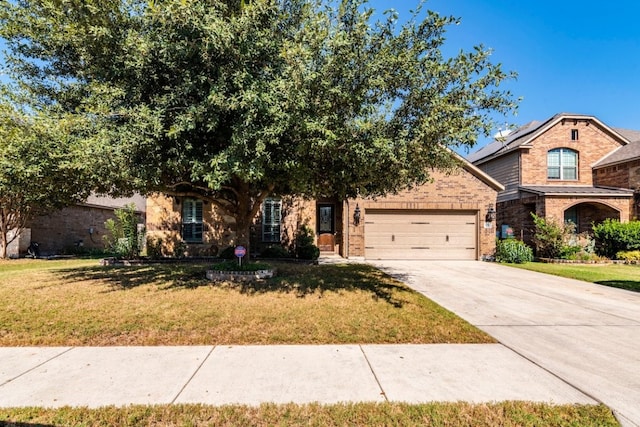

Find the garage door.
[{"left": 364, "top": 210, "right": 477, "bottom": 260}]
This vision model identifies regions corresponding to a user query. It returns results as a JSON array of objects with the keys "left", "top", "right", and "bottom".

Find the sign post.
[{"left": 234, "top": 245, "right": 247, "bottom": 268}]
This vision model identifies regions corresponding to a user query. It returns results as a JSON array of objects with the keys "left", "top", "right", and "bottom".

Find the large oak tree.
[{"left": 0, "top": 0, "right": 517, "bottom": 253}]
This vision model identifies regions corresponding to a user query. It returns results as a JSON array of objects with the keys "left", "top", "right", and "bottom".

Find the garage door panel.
[{"left": 364, "top": 210, "right": 477, "bottom": 260}]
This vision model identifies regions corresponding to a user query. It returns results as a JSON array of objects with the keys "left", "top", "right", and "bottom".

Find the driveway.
[{"left": 371, "top": 260, "right": 640, "bottom": 427}]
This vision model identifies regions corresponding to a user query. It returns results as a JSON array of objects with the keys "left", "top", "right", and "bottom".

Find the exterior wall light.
[
  {"left": 485, "top": 204, "right": 496, "bottom": 223},
  {"left": 353, "top": 204, "right": 361, "bottom": 226}
]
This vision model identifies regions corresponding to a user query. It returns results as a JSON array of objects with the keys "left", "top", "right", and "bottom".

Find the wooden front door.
[{"left": 317, "top": 204, "right": 335, "bottom": 252}]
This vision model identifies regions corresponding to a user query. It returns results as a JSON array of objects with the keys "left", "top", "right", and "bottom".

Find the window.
[
  {"left": 262, "top": 198, "right": 282, "bottom": 242},
  {"left": 571, "top": 129, "right": 579, "bottom": 140},
  {"left": 564, "top": 206, "right": 578, "bottom": 227},
  {"left": 182, "top": 198, "right": 203, "bottom": 242},
  {"left": 547, "top": 148, "right": 578, "bottom": 180}
]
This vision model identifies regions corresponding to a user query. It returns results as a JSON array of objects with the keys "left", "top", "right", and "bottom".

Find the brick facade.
[
  {"left": 145, "top": 194, "right": 317, "bottom": 256},
  {"left": 520, "top": 120, "right": 622, "bottom": 187},
  {"left": 146, "top": 163, "right": 501, "bottom": 260},
  {"left": 345, "top": 167, "right": 500, "bottom": 259},
  {"left": 472, "top": 114, "right": 637, "bottom": 246},
  {"left": 26, "top": 204, "right": 145, "bottom": 255}
]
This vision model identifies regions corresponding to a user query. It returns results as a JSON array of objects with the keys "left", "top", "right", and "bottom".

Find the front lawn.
[
  {"left": 0, "top": 402, "right": 619, "bottom": 427},
  {"left": 508, "top": 262, "right": 640, "bottom": 292},
  {"left": 0, "top": 259, "right": 492, "bottom": 346}
]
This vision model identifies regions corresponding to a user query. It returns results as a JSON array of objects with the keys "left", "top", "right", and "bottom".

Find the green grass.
[
  {"left": 0, "top": 402, "right": 619, "bottom": 427},
  {"left": 0, "top": 258, "right": 492, "bottom": 345},
  {"left": 508, "top": 262, "right": 640, "bottom": 292}
]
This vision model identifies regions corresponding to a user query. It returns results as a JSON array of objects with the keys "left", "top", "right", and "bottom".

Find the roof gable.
[{"left": 467, "top": 113, "right": 633, "bottom": 165}]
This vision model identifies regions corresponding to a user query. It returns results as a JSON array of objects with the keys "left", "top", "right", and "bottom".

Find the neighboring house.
[
  {"left": 467, "top": 112, "right": 640, "bottom": 244},
  {"left": 146, "top": 157, "right": 503, "bottom": 260},
  {"left": 23, "top": 194, "right": 146, "bottom": 256}
]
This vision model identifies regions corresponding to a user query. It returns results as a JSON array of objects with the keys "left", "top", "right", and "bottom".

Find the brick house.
[
  {"left": 467, "top": 113, "right": 640, "bottom": 244},
  {"left": 20, "top": 194, "right": 146, "bottom": 256},
  {"left": 146, "top": 155, "right": 503, "bottom": 260}
]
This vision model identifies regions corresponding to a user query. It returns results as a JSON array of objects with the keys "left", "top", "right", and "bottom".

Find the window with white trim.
[
  {"left": 182, "top": 198, "right": 203, "bottom": 242},
  {"left": 262, "top": 198, "right": 282, "bottom": 242},
  {"left": 547, "top": 148, "right": 578, "bottom": 180}
]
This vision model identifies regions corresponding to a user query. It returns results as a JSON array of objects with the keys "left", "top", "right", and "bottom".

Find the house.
[
  {"left": 145, "top": 156, "right": 503, "bottom": 260},
  {"left": 22, "top": 194, "right": 146, "bottom": 256},
  {"left": 467, "top": 113, "right": 640, "bottom": 244}
]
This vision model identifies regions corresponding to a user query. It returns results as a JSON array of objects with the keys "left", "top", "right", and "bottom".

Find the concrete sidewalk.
[{"left": 0, "top": 344, "right": 594, "bottom": 408}]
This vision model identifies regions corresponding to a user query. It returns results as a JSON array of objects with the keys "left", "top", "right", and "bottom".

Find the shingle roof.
[
  {"left": 467, "top": 113, "right": 636, "bottom": 165},
  {"left": 519, "top": 186, "right": 634, "bottom": 197},
  {"left": 594, "top": 128, "right": 640, "bottom": 168}
]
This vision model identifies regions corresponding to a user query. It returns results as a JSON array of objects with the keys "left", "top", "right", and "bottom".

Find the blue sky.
[{"left": 369, "top": 0, "right": 640, "bottom": 152}]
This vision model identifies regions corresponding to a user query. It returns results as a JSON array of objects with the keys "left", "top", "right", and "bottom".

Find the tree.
[
  {"left": 0, "top": 0, "right": 517, "bottom": 255},
  {"left": 0, "top": 97, "right": 92, "bottom": 258}
]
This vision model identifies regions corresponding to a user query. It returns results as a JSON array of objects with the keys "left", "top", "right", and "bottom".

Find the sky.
[
  {"left": 369, "top": 0, "right": 640, "bottom": 153},
  {"left": 2, "top": 0, "right": 638, "bottom": 154}
]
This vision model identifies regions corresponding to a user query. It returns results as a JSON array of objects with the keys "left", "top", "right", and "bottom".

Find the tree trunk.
[{"left": 0, "top": 237, "right": 7, "bottom": 259}]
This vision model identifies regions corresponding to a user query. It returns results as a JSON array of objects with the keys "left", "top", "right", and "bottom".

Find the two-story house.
[{"left": 468, "top": 113, "right": 640, "bottom": 244}]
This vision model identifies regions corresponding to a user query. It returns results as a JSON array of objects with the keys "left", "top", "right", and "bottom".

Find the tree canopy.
[
  {"left": 0, "top": 0, "right": 517, "bottom": 250},
  {"left": 0, "top": 94, "right": 92, "bottom": 257}
]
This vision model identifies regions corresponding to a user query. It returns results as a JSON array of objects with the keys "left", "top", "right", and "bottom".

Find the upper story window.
[
  {"left": 571, "top": 129, "right": 579, "bottom": 140},
  {"left": 182, "top": 198, "right": 203, "bottom": 242},
  {"left": 262, "top": 198, "right": 282, "bottom": 242},
  {"left": 547, "top": 148, "right": 578, "bottom": 180}
]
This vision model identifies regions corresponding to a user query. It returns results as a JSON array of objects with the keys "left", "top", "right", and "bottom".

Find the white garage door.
[{"left": 364, "top": 210, "right": 478, "bottom": 260}]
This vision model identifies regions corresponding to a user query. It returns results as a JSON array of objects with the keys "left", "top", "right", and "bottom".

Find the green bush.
[
  {"left": 592, "top": 219, "right": 640, "bottom": 259},
  {"left": 296, "top": 225, "right": 320, "bottom": 260},
  {"left": 495, "top": 239, "right": 533, "bottom": 264},
  {"left": 260, "top": 245, "right": 290, "bottom": 258},
  {"left": 103, "top": 204, "right": 144, "bottom": 259},
  {"left": 531, "top": 213, "right": 575, "bottom": 259},
  {"left": 615, "top": 250, "right": 640, "bottom": 261},
  {"left": 218, "top": 246, "right": 236, "bottom": 259},
  {"left": 146, "top": 236, "right": 163, "bottom": 259}
]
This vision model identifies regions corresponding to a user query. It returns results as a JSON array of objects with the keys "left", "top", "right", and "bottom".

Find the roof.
[
  {"left": 593, "top": 127, "right": 640, "bottom": 168},
  {"left": 519, "top": 186, "right": 634, "bottom": 197},
  {"left": 84, "top": 194, "right": 146, "bottom": 212},
  {"left": 467, "top": 113, "right": 633, "bottom": 165},
  {"left": 452, "top": 152, "right": 505, "bottom": 192}
]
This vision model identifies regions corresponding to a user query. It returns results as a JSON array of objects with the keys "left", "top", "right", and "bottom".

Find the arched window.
[{"left": 547, "top": 148, "right": 578, "bottom": 180}]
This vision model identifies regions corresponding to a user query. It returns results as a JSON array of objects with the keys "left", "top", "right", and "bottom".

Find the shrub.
[
  {"left": 146, "top": 236, "right": 163, "bottom": 259},
  {"left": 103, "top": 204, "right": 144, "bottom": 259},
  {"left": 218, "top": 246, "right": 236, "bottom": 259},
  {"left": 615, "top": 250, "right": 640, "bottom": 261},
  {"left": 531, "top": 214, "right": 575, "bottom": 259},
  {"left": 296, "top": 225, "right": 320, "bottom": 260},
  {"left": 260, "top": 245, "right": 290, "bottom": 258},
  {"left": 495, "top": 239, "right": 533, "bottom": 264},
  {"left": 592, "top": 219, "right": 640, "bottom": 259}
]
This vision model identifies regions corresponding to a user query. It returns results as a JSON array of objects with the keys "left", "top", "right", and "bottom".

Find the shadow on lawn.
[
  {"left": 56, "top": 263, "right": 410, "bottom": 307},
  {"left": 595, "top": 280, "right": 640, "bottom": 293}
]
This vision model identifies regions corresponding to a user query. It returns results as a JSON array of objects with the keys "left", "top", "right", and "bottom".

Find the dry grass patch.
[
  {"left": 0, "top": 402, "right": 619, "bottom": 426},
  {"left": 0, "top": 259, "right": 492, "bottom": 346}
]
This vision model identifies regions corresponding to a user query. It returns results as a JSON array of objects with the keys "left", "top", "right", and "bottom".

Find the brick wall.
[
  {"left": 521, "top": 120, "right": 623, "bottom": 186},
  {"left": 27, "top": 204, "right": 144, "bottom": 255},
  {"left": 146, "top": 194, "right": 317, "bottom": 256},
  {"left": 345, "top": 167, "right": 499, "bottom": 259}
]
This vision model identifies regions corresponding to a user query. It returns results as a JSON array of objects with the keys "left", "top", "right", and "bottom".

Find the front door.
[{"left": 317, "top": 204, "right": 335, "bottom": 252}]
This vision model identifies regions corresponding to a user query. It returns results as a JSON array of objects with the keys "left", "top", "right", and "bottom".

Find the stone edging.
[{"left": 206, "top": 269, "right": 276, "bottom": 281}]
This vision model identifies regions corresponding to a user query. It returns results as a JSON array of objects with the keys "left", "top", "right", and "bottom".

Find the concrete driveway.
[{"left": 371, "top": 260, "right": 640, "bottom": 427}]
